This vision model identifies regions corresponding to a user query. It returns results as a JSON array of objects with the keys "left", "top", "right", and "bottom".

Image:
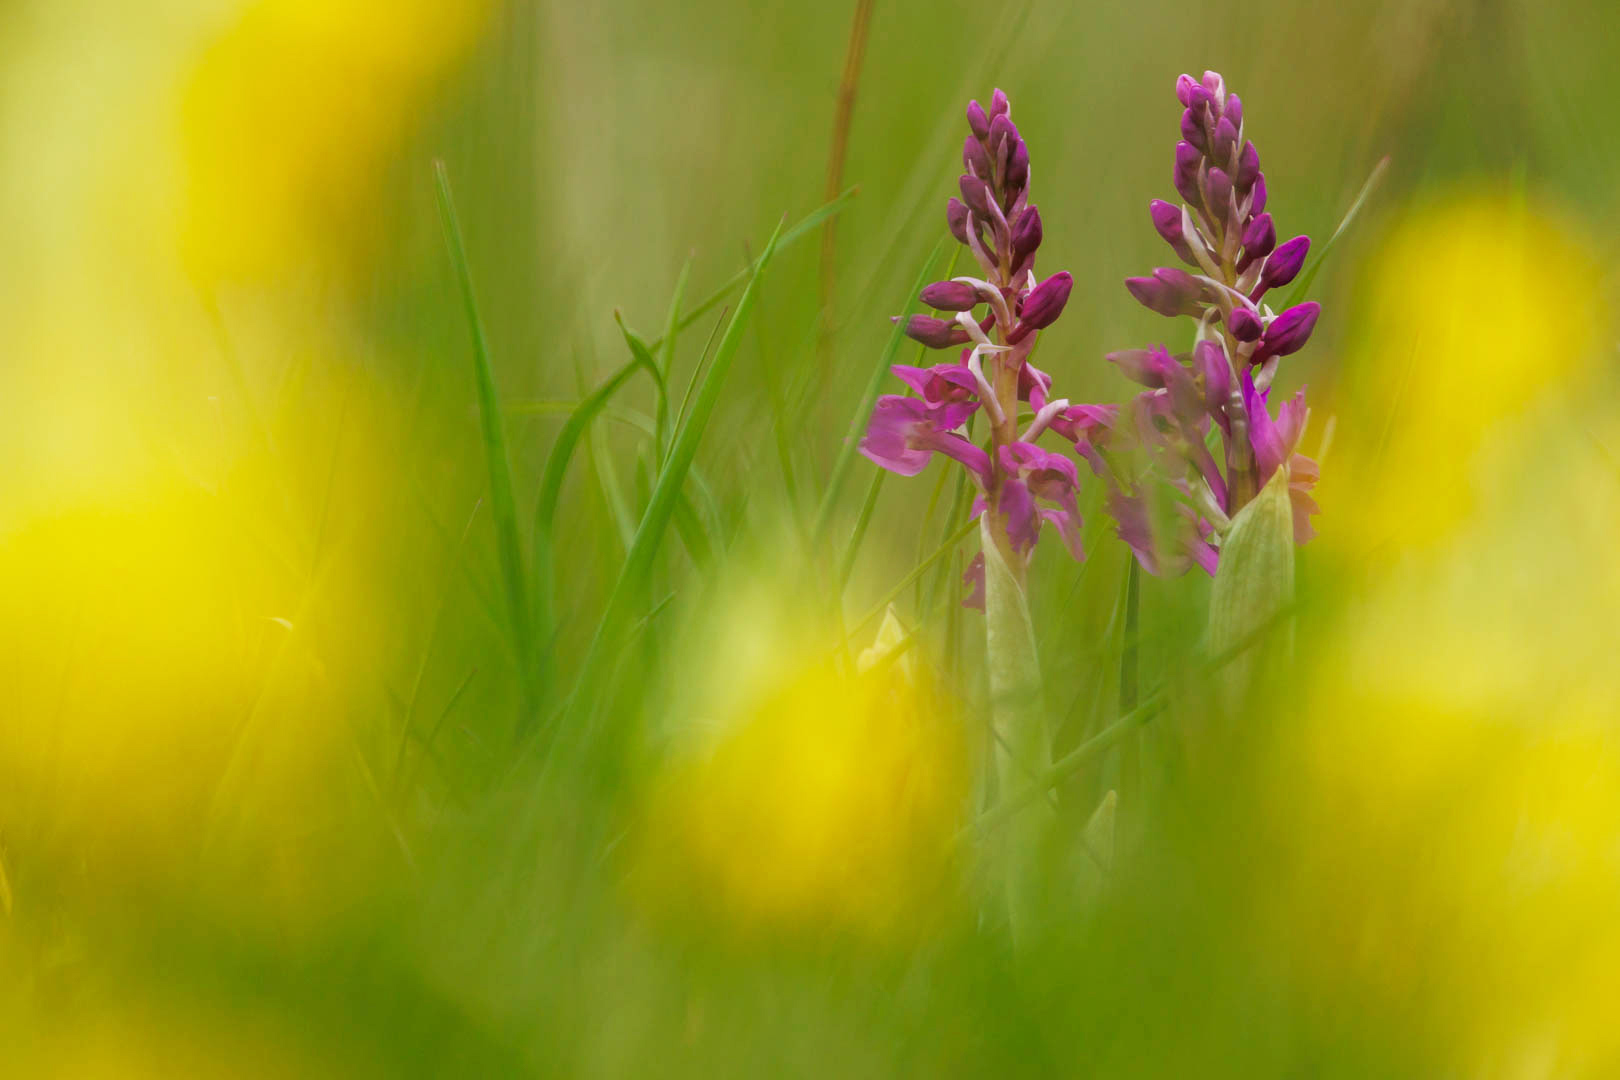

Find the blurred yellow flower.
[
  {"left": 635, "top": 605, "right": 969, "bottom": 938},
  {"left": 181, "top": 0, "right": 491, "bottom": 280},
  {"left": 1263, "top": 192, "right": 1620, "bottom": 1070},
  {"left": 1328, "top": 190, "right": 1602, "bottom": 549}
]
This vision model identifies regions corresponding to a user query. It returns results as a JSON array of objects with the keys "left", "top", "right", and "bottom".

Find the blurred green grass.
[{"left": 2, "top": 0, "right": 1619, "bottom": 1075}]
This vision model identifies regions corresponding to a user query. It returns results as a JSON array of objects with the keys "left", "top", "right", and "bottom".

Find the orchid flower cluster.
[
  {"left": 859, "top": 90, "right": 1115, "bottom": 601},
  {"left": 1098, "top": 70, "right": 1323, "bottom": 575}
]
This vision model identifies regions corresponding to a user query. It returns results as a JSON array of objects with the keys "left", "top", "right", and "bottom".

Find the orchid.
[
  {"left": 858, "top": 89, "right": 1113, "bottom": 604},
  {"left": 1101, "top": 70, "right": 1323, "bottom": 575}
]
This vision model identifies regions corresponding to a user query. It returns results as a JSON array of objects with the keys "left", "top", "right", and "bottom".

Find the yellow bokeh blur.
[
  {"left": 634, "top": 603, "right": 970, "bottom": 938},
  {"left": 1261, "top": 189, "right": 1620, "bottom": 1073},
  {"left": 0, "top": 0, "right": 490, "bottom": 922},
  {"left": 1327, "top": 190, "right": 1602, "bottom": 548}
]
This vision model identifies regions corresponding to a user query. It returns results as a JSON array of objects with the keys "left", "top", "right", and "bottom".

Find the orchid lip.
[
  {"left": 951, "top": 276, "right": 1012, "bottom": 326},
  {"left": 954, "top": 310, "right": 996, "bottom": 348},
  {"left": 965, "top": 345, "right": 1005, "bottom": 424},
  {"left": 1020, "top": 397, "right": 1070, "bottom": 442}
]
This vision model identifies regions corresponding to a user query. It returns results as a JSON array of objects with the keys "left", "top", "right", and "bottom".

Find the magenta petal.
[
  {"left": 1040, "top": 507, "right": 1086, "bottom": 561},
  {"left": 1273, "top": 386, "right": 1309, "bottom": 452},
  {"left": 1188, "top": 538, "right": 1220, "bottom": 577},
  {"left": 962, "top": 553, "right": 986, "bottom": 610},
  {"left": 999, "top": 479, "right": 1039, "bottom": 554},
  {"left": 1241, "top": 370, "right": 1288, "bottom": 479},
  {"left": 927, "top": 433, "right": 993, "bottom": 485},
  {"left": 859, "top": 396, "right": 932, "bottom": 476}
]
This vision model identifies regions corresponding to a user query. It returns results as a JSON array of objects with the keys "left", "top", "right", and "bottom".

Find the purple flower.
[
  {"left": 998, "top": 442, "right": 1086, "bottom": 560},
  {"left": 1240, "top": 371, "right": 1320, "bottom": 542},
  {"left": 864, "top": 88, "right": 1117, "bottom": 607},
  {"left": 890, "top": 362, "right": 979, "bottom": 405},
  {"left": 1100, "top": 71, "right": 1328, "bottom": 574},
  {"left": 860, "top": 396, "right": 991, "bottom": 482}
]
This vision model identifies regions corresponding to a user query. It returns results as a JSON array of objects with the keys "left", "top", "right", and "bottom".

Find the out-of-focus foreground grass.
[{"left": 2, "top": 1, "right": 1618, "bottom": 1075}]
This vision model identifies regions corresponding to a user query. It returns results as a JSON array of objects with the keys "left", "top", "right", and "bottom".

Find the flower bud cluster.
[
  {"left": 1100, "top": 72, "right": 1322, "bottom": 575},
  {"left": 862, "top": 91, "right": 1113, "bottom": 603}
]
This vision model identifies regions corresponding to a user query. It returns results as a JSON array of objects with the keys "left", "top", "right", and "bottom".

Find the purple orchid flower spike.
[
  {"left": 1098, "top": 70, "right": 1325, "bottom": 576},
  {"left": 859, "top": 89, "right": 1114, "bottom": 603}
]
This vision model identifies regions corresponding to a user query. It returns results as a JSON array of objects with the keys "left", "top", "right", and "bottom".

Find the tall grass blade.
[
  {"left": 649, "top": 189, "right": 855, "bottom": 350},
  {"left": 433, "top": 160, "right": 534, "bottom": 723},
  {"left": 563, "top": 218, "right": 786, "bottom": 743},
  {"left": 811, "top": 235, "right": 948, "bottom": 540},
  {"left": 1283, "top": 155, "right": 1390, "bottom": 310},
  {"left": 613, "top": 312, "right": 670, "bottom": 458}
]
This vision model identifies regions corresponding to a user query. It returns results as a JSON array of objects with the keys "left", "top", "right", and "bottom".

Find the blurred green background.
[{"left": 2, "top": 0, "right": 1619, "bottom": 1075}]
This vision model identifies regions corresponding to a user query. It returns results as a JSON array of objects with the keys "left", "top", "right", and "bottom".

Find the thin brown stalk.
[{"left": 818, "top": 0, "right": 876, "bottom": 369}]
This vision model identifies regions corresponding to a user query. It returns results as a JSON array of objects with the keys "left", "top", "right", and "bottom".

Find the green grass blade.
[
  {"left": 836, "top": 468, "right": 885, "bottom": 591},
  {"left": 647, "top": 188, "right": 856, "bottom": 350},
  {"left": 812, "top": 234, "right": 947, "bottom": 540},
  {"left": 657, "top": 257, "right": 693, "bottom": 459},
  {"left": 613, "top": 312, "right": 670, "bottom": 458},
  {"left": 564, "top": 218, "right": 786, "bottom": 737},
  {"left": 1282, "top": 155, "right": 1390, "bottom": 310},
  {"left": 433, "top": 160, "right": 533, "bottom": 719}
]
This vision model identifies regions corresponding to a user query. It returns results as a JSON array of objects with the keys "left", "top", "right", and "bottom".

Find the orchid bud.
[
  {"left": 966, "top": 100, "right": 990, "bottom": 140},
  {"left": 1176, "top": 73, "right": 1199, "bottom": 106},
  {"left": 1260, "top": 235, "right": 1309, "bottom": 291},
  {"left": 1201, "top": 70, "right": 1225, "bottom": 101},
  {"left": 963, "top": 135, "right": 993, "bottom": 179},
  {"left": 945, "top": 197, "right": 971, "bottom": 246},
  {"left": 919, "top": 281, "right": 980, "bottom": 311},
  {"left": 898, "top": 314, "right": 969, "bottom": 349},
  {"left": 1005, "top": 140, "right": 1030, "bottom": 198},
  {"left": 1181, "top": 108, "right": 1207, "bottom": 152},
  {"left": 1228, "top": 306, "right": 1263, "bottom": 342},
  {"left": 1174, "top": 142, "right": 1203, "bottom": 206},
  {"left": 1236, "top": 142, "right": 1260, "bottom": 191},
  {"left": 1250, "top": 173, "right": 1268, "bottom": 215},
  {"left": 1213, "top": 116, "right": 1238, "bottom": 165},
  {"left": 1108, "top": 346, "right": 1180, "bottom": 388},
  {"left": 1241, "top": 213, "right": 1276, "bottom": 259},
  {"left": 1255, "top": 302, "right": 1320, "bottom": 359},
  {"left": 1150, "top": 198, "right": 1196, "bottom": 264},
  {"left": 1014, "top": 271, "right": 1073, "bottom": 335},
  {"left": 988, "top": 114, "right": 1017, "bottom": 167},
  {"left": 1206, "top": 167, "right": 1233, "bottom": 215},
  {"left": 1010, "top": 205, "right": 1042, "bottom": 262},
  {"left": 1224, "top": 93, "right": 1243, "bottom": 130},
  {"left": 1126, "top": 267, "right": 1203, "bottom": 318},
  {"left": 959, "top": 174, "right": 992, "bottom": 216},
  {"left": 989, "top": 88, "right": 1009, "bottom": 118}
]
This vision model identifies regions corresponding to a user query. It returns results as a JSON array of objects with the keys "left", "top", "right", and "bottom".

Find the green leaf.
[
  {"left": 1207, "top": 466, "right": 1296, "bottom": 709},
  {"left": 980, "top": 519, "right": 1051, "bottom": 944}
]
